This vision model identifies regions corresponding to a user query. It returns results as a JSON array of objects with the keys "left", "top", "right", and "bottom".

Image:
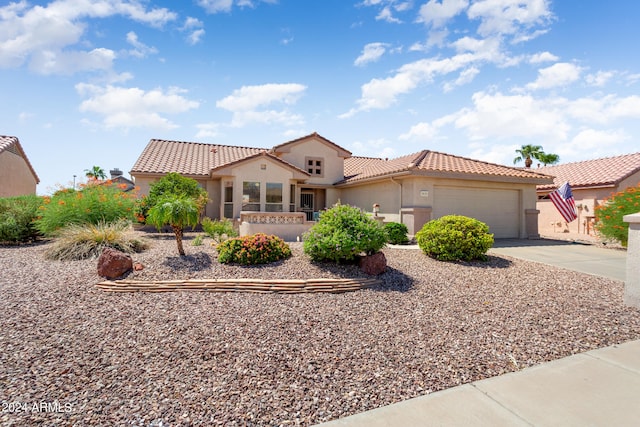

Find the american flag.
[{"left": 549, "top": 181, "right": 578, "bottom": 222}]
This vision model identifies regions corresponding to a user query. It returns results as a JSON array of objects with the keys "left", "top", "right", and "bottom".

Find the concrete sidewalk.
[
  {"left": 489, "top": 238, "right": 627, "bottom": 281},
  {"left": 315, "top": 339, "right": 640, "bottom": 427}
]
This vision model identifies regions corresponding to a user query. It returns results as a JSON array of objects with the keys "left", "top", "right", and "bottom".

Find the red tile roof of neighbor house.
[
  {"left": 342, "top": 150, "right": 552, "bottom": 184},
  {"left": 0, "top": 135, "right": 40, "bottom": 183},
  {"left": 536, "top": 152, "right": 640, "bottom": 191}
]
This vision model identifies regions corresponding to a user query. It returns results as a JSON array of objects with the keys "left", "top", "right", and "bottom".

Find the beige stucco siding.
[
  {"left": 0, "top": 151, "right": 38, "bottom": 196},
  {"left": 339, "top": 179, "right": 403, "bottom": 222},
  {"left": 224, "top": 157, "right": 298, "bottom": 218},
  {"left": 277, "top": 139, "right": 345, "bottom": 185}
]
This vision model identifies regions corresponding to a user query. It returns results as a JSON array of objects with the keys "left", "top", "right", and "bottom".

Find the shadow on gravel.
[
  {"left": 454, "top": 255, "right": 513, "bottom": 269},
  {"left": 163, "top": 252, "right": 212, "bottom": 271},
  {"left": 373, "top": 267, "right": 414, "bottom": 292}
]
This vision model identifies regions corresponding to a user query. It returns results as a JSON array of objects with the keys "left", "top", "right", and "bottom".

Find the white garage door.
[{"left": 433, "top": 186, "right": 520, "bottom": 238}]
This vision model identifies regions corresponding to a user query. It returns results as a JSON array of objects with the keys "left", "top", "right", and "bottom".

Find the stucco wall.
[
  {"left": 0, "top": 151, "right": 38, "bottom": 196},
  {"left": 277, "top": 139, "right": 345, "bottom": 185},
  {"left": 338, "top": 179, "right": 402, "bottom": 222}
]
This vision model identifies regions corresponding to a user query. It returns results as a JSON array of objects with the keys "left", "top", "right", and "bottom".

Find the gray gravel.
[{"left": 1, "top": 232, "right": 639, "bottom": 426}]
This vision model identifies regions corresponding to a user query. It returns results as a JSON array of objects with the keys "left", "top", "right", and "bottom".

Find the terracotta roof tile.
[
  {"left": 131, "top": 139, "right": 308, "bottom": 177},
  {"left": 342, "top": 150, "right": 552, "bottom": 184},
  {"left": 536, "top": 152, "right": 640, "bottom": 191},
  {"left": 0, "top": 135, "right": 40, "bottom": 183}
]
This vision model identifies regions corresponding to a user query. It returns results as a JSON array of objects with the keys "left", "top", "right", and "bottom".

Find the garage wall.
[{"left": 433, "top": 186, "right": 520, "bottom": 238}]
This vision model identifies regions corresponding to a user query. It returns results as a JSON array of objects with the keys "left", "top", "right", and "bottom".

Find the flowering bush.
[
  {"left": 35, "top": 182, "right": 137, "bottom": 236},
  {"left": 595, "top": 183, "right": 640, "bottom": 247},
  {"left": 416, "top": 215, "right": 493, "bottom": 261},
  {"left": 303, "top": 203, "right": 387, "bottom": 263},
  {"left": 217, "top": 233, "right": 291, "bottom": 265}
]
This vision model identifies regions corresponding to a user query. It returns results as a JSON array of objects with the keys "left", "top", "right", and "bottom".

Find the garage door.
[{"left": 433, "top": 186, "right": 520, "bottom": 238}]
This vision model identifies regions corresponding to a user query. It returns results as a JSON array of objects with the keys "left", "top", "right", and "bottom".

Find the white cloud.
[
  {"left": 181, "top": 17, "right": 205, "bottom": 45},
  {"left": 443, "top": 66, "right": 480, "bottom": 92},
  {"left": 125, "top": 32, "right": 158, "bottom": 58},
  {"left": 418, "top": 0, "right": 469, "bottom": 28},
  {"left": 0, "top": 0, "right": 176, "bottom": 74},
  {"left": 195, "top": 123, "right": 221, "bottom": 139},
  {"left": 452, "top": 91, "right": 570, "bottom": 141},
  {"left": 216, "top": 83, "right": 307, "bottom": 127},
  {"left": 75, "top": 83, "right": 199, "bottom": 130},
  {"left": 376, "top": 6, "right": 402, "bottom": 23},
  {"left": 526, "top": 62, "right": 582, "bottom": 90},
  {"left": 585, "top": 70, "right": 615, "bottom": 87},
  {"left": 556, "top": 128, "right": 629, "bottom": 159},
  {"left": 565, "top": 94, "right": 640, "bottom": 124},
  {"left": 529, "top": 51, "right": 558, "bottom": 64},
  {"left": 467, "top": 0, "right": 553, "bottom": 38},
  {"left": 354, "top": 42, "right": 390, "bottom": 66},
  {"left": 197, "top": 0, "right": 277, "bottom": 14},
  {"left": 399, "top": 122, "right": 439, "bottom": 141}
]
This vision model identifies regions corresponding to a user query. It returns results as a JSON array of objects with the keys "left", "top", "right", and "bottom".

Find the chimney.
[{"left": 110, "top": 168, "right": 123, "bottom": 179}]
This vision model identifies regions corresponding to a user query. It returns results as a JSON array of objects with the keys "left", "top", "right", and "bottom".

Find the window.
[
  {"left": 305, "top": 157, "right": 324, "bottom": 176},
  {"left": 266, "top": 183, "right": 283, "bottom": 212},
  {"left": 223, "top": 181, "right": 233, "bottom": 218},
  {"left": 242, "top": 181, "right": 260, "bottom": 211}
]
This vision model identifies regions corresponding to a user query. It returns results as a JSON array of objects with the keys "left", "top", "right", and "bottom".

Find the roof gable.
[
  {"left": 341, "top": 150, "right": 552, "bottom": 184},
  {"left": 0, "top": 135, "right": 40, "bottom": 183},
  {"left": 271, "top": 132, "right": 352, "bottom": 158},
  {"left": 536, "top": 152, "right": 640, "bottom": 191},
  {"left": 211, "top": 150, "right": 310, "bottom": 178}
]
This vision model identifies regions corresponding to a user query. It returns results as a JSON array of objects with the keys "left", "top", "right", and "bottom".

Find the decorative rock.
[
  {"left": 359, "top": 251, "right": 387, "bottom": 275},
  {"left": 97, "top": 248, "right": 133, "bottom": 279},
  {"left": 133, "top": 262, "right": 144, "bottom": 271}
]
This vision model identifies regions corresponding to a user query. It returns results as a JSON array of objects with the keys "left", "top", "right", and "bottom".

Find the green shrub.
[
  {"left": 384, "top": 222, "right": 409, "bottom": 245},
  {"left": 0, "top": 194, "right": 43, "bottom": 243},
  {"left": 44, "top": 220, "right": 148, "bottom": 260},
  {"left": 303, "top": 203, "right": 387, "bottom": 263},
  {"left": 202, "top": 217, "right": 238, "bottom": 242},
  {"left": 192, "top": 234, "right": 204, "bottom": 246},
  {"left": 138, "top": 172, "right": 208, "bottom": 221},
  {"left": 595, "top": 183, "right": 640, "bottom": 247},
  {"left": 416, "top": 215, "right": 494, "bottom": 261},
  {"left": 35, "top": 183, "right": 136, "bottom": 236},
  {"left": 217, "top": 233, "right": 291, "bottom": 265}
]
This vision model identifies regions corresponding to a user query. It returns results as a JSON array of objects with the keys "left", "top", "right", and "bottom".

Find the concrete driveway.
[{"left": 489, "top": 239, "right": 627, "bottom": 281}]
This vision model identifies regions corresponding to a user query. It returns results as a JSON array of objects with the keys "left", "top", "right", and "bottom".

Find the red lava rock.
[
  {"left": 359, "top": 251, "right": 387, "bottom": 275},
  {"left": 97, "top": 248, "right": 133, "bottom": 279},
  {"left": 133, "top": 262, "right": 144, "bottom": 271}
]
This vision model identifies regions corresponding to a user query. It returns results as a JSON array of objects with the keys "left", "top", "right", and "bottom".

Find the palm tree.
[
  {"left": 538, "top": 153, "right": 560, "bottom": 166},
  {"left": 84, "top": 166, "right": 107, "bottom": 180},
  {"left": 513, "top": 144, "right": 544, "bottom": 168},
  {"left": 145, "top": 195, "right": 200, "bottom": 256}
]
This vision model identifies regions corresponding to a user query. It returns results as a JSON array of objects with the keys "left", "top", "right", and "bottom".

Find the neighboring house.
[
  {"left": 131, "top": 132, "right": 552, "bottom": 239},
  {"left": 536, "top": 152, "right": 640, "bottom": 236},
  {"left": 0, "top": 135, "right": 40, "bottom": 197},
  {"left": 108, "top": 168, "right": 136, "bottom": 192}
]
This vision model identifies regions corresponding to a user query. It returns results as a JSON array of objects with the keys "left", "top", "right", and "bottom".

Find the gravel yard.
[{"left": 1, "top": 232, "right": 639, "bottom": 426}]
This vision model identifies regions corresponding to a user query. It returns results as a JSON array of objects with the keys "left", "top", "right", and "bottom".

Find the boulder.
[
  {"left": 97, "top": 248, "right": 133, "bottom": 279},
  {"left": 359, "top": 251, "right": 387, "bottom": 275}
]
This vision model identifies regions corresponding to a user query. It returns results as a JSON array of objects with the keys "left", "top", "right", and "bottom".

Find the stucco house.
[
  {"left": 131, "top": 132, "right": 552, "bottom": 240},
  {"left": 536, "top": 152, "right": 640, "bottom": 236},
  {"left": 0, "top": 135, "right": 40, "bottom": 197}
]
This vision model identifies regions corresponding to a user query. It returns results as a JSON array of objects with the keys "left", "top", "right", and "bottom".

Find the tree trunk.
[
  {"left": 173, "top": 225, "right": 185, "bottom": 256},
  {"left": 525, "top": 156, "right": 532, "bottom": 168}
]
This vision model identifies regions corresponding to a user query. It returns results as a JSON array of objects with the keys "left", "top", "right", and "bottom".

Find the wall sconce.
[{"left": 373, "top": 203, "right": 380, "bottom": 217}]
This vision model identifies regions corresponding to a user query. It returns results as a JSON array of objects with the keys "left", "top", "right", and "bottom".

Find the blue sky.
[{"left": 2, "top": 0, "right": 639, "bottom": 194}]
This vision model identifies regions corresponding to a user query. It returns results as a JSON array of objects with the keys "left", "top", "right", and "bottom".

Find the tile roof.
[
  {"left": 535, "top": 152, "right": 640, "bottom": 191},
  {"left": 0, "top": 135, "right": 40, "bottom": 183},
  {"left": 271, "top": 132, "right": 352, "bottom": 157},
  {"left": 342, "top": 150, "right": 552, "bottom": 184},
  {"left": 130, "top": 139, "right": 307, "bottom": 177}
]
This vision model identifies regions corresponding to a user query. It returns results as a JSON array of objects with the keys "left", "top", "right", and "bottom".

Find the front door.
[{"left": 300, "top": 192, "right": 314, "bottom": 221}]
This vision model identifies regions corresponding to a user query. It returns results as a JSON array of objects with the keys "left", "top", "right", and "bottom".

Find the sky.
[{"left": 1, "top": 0, "right": 640, "bottom": 195}]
